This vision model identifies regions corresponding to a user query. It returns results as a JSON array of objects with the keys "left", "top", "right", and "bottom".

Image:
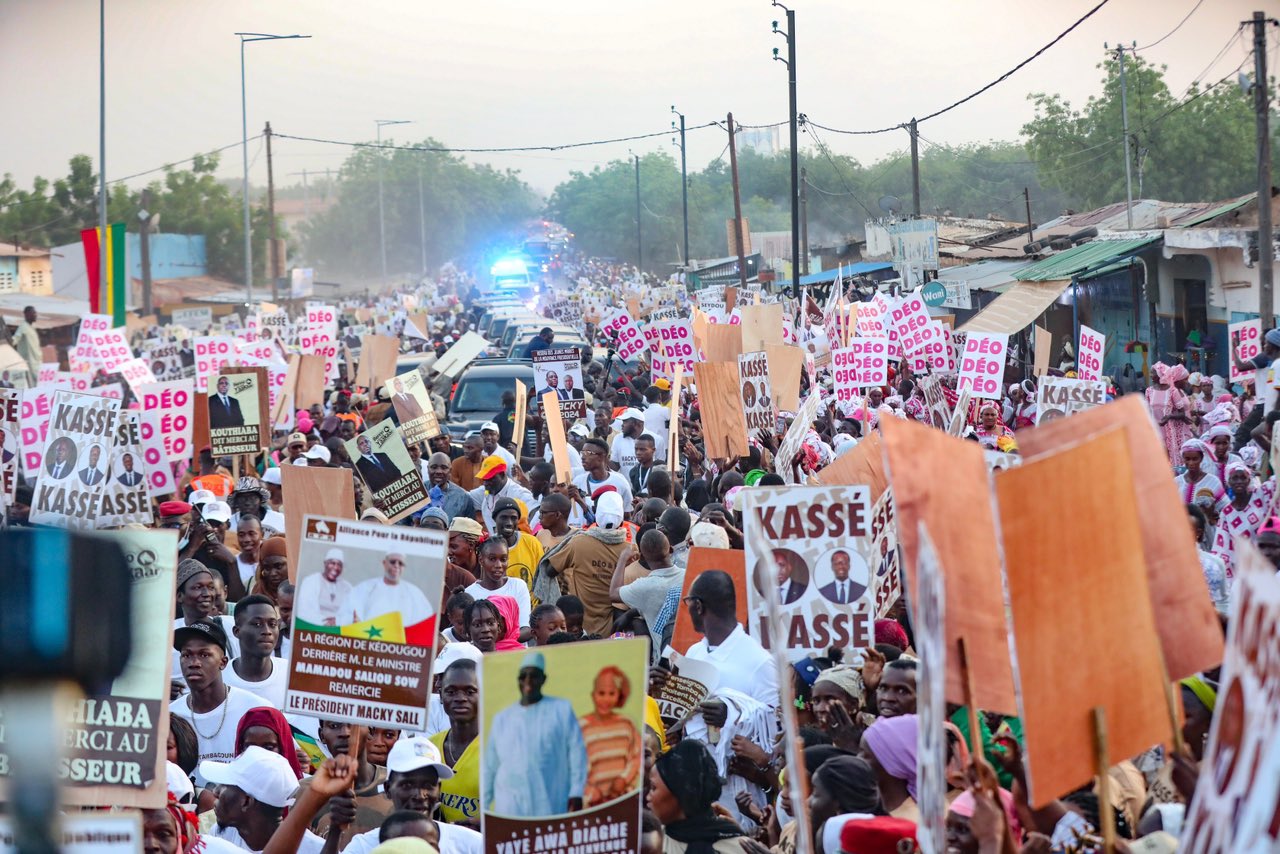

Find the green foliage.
[
  {"left": 1022, "top": 54, "right": 1270, "bottom": 209},
  {"left": 299, "top": 140, "right": 539, "bottom": 278}
]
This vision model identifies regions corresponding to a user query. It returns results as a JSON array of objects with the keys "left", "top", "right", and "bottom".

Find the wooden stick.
[
  {"left": 1158, "top": 649, "right": 1186, "bottom": 757},
  {"left": 347, "top": 724, "right": 363, "bottom": 760},
  {"left": 957, "top": 636, "right": 983, "bottom": 758},
  {"left": 1092, "top": 706, "right": 1117, "bottom": 854}
]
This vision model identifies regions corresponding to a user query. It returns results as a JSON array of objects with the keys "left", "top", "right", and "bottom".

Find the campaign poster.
[
  {"left": 1077, "top": 324, "right": 1105, "bottom": 382},
  {"left": 652, "top": 649, "right": 719, "bottom": 732},
  {"left": 917, "top": 375, "right": 953, "bottom": 430},
  {"left": 1182, "top": 543, "right": 1280, "bottom": 852},
  {"left": 547, "top": 298, "right": 583, "bottom": 330},
  {"left": 0, "top": 529, "right": 176, "bottom": 807},
  {"left": 912, "top": 526, "right": 947, "bottom": 854},
  {"left": 170, "top": 306, "right": 212, "bottom": 333},
  {"left": 29, "top": 390, "right": 121, "bottom": 530},
  {"left": 774, "top": 391, "right": 822, "bottom": 485},
  {"left": 889, "top": 289, "right": 931, "bottom": 345},
  {"left": 0, "top": 391, "right": 16, "bottom": 507},
  {"left": 137, "top": 409, "right": 177, "bottom": 500},
  {"left": 344, "top": 420, "right": 430, "bottom": 522},
  {"left": 870, "top": 490, "right": 902, "bottom": 619},
  {"left": 70, "top": 314, "right": 113, "bottom": 372},
  {"left": 654, "top": 316, "right": 698, "bottom": 382},
  {"left": 738, "top": 350, "right": 775, "bottom": 435},
  {"left": 142, "top": 340, "right": 184, "bottom": 382},
  {"left": 206, "top": 366, "right": 268, "bottom": 457},
  {"left": 854, "top": 300, "right": 886, "bottom": 338},
  {"left": 480, "top": 637, "right": 648, "bottom": 854},
  {"left": 285, "top": 516, "right": 445, "bottom": 729},
  {"left": 1229, "top": 319, "right": 1263, "bottom": 385},
  {"left": 1034, "top": 377, "right": 1106, "bottom": 424},
  {"left": 740, "top": 485, "right": 877, "bottom": 658},
  {"left": 137, "top": 380, "right": 195, "bottom": 463},
  {"left": 903, "top": 321, "right": 949, "bottom": 375},
  {"left": 533, "top": 347, "right": 586, "bottom": 421},
  {"left": 0, "top": 814, "right": 143, "bottom": 852},
  {"left": 957, "top": 333, "right": 1007, "bottom": 399},
  {"left": 384, "top": 369, "right": 442, "bottom": 446},
  {"left": 98, "top": 411, "right": 152, "bottom": 528}
]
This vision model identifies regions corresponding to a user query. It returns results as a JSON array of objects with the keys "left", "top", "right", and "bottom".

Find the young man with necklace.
[{"left": 222, "top": 595, "right": 288, "bottom": 708}]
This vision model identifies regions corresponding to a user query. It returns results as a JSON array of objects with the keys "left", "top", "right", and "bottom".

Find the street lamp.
[
  {"left": 671, "top": 106, "right": 689, "bottom": 267},
  {"left": 376, "top": 119, "right": 412, "bottom": 284},
  {"left": 236, "top": 32, "right": 310, "bottom": 305},
  {"left": 771, "top": 4, "right": 800, "bottom": 293}
]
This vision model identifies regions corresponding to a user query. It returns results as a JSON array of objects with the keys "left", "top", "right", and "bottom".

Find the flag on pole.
[{"left": 80, "top": 222, "right": 127, "bottom": 328}]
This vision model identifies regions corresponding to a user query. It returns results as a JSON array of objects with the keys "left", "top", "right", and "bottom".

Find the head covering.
[
  {"left": 449, "top": 517, "right": 484, "bottom": 538},
  {"left": 1180, "top": 675, "right": 1217, "bottom": 712},
  {"left": 492, "top": 497, "right": 521, "bottom": 520},
  {"left": 259, "top": 537, "right": 288, "bottom": 560},
  {"left": 520, "top": 650, "right": 546, "bottom": 672},
  {"left": 1225, "top": 460, "right": 1252, "bottom": 480},
  {"left": 1266, "top": 328, "right": 1280, "bottom": 348},
  {"left": 655, "top": 739, "right": 728, "bottom": 820},
  {"left": 477, "top": 456, "right": 507, "bottom": 480},
  {"left": 1260, "top": 515, "right": 1280, "bottom": 535},
  {"left": 176, "top": 559, "right": 213, "bottom": 591},
  {"left": 814, "top": 665, "right": 865, "bottom": 704},
  {"left": 688, "top": 522, "right": 730, "bottom": 549},
  {"left": 1166, "top": 364, "right": 1190, "bottom": 384},
  {"left": 361, "top": 507, "right": 391, "bottom": 524},
  {"left": 978, "top": 402, "right": 1000, "bottom": 417},
  {"left": 1188, "top": 372, "right": 1203, "bottom": 388},
  {"left": 371, "top": 841, "right": 438, "bottom": 854},
  {"left": 189, "top": 489, "right": 216, "bottom": 508},
  {"left": 433, "top": 641, "right": 484, "bottom": 674},
  {"left": 596, "top": 491, "right": 625, "bottom": 529},
  {"left": 874, "top": 619, "right": 909, "bottom": 651},
  {"left": 1152, "top": 362, "right": 1170, "bottom": 385},
  {"left": 262, "top": 467, "right": 283, "bottom": 486},
  {"left": 235, "top": 707, "right": 304, "bottom": 779},
  {"left": 837, "top": 817, "right": 918, "bottom": 854},
  {"left": 166, "top": 760, "right": 195, "bottom": 803},
  {"left": 568, "top": 423, "right": 590, "bottom": 437},
  {"left": 949, "top": 787, "right": 1023, "bottom": 840},
  {"left": 743, "top": 469, "right": 767, "bottom": 487},
  {"left": 173, "top": 618, "right": 229, "bottom": 654},
  {"left": 654, "top": 378, "right": 672, "bottom": 391},
  {"left": 1203, "top": 424, "right": 1233, "bottom": 442},
  {"left": 490, "top": 595, "right": 524, "bottom": 651},
  {"left": 1180, "top": 438, "right": 1212, "bottom": 458},
  {"left": 421, "top": 506, "right": 449, "bottom": 525},
  {"left": 385, "top": 735, "right": 454, "bottom": 779},
  {"left": 159, "top": 500, "right": 192, "bottom": 518},
  {"left": 202, "top": 500, "right": 232, "bottom": 524},
  {"left": 303, "top": 444, "right": 331, "bottom": 463},
  {"left": 232, "top": 476, "right": 269, "bottom": 502},
  {"left": 864, "top": 714, "right": 919, "bottom": 799}
]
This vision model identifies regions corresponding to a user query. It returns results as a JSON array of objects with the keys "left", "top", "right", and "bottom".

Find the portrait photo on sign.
[
  {"left": 207, "top": 373, "right": 260, "bottom": 429},
  {"left": 383, "top": 369, "right": 441, "bottom": 445},
  {"left": 344, "top": 421, "right": 429, "bottom": 522},
  {"left": 752, "top": 546, "right": 811, "bottom": 604},
  {"left": 293, "top": 540, "right": 437, "bottom": 641},
  {"left": 45, "top": 435, "right": 79, "bottom": 479},
  {"left": 480, "top": 636, "right": 647, "bottom": 854},
  {"left": 532, "top": 347, "right": 586, "bottom": 420}
]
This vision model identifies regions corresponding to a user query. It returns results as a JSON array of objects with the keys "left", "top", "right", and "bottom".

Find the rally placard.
[
  {"left": 286, "top": 516, "right": 445, "bottom": 729},
  {"left": 889, "top": 289, "right": 931, "bottom": 346},
  {"left": 480, "top": 637, "right": 648, "bottom": 854},
  {"left": 738, "top": 350, "right": 775, "bottom": 435},
  {"left": 533, "top": 347, "right": 586, "bottom": 421},
  {"left": 912, "top": 525, "right": 947, "bottom": 854},
  {"left": 170, "top": 306, "right": 212, "bottom": 332},
  {"left": 0, "top": 814, "right": 143, "bottom": 852},
  {"left": 1182, "top": 542, "right": 1280, "bottom": 851},
  {"left": 18, "top": 384, "right": 63, "bottom": 479},
  {"left": 0, "top": 529, "right": 176, "bottom": 807},
  {"left": 193, "top": 335, "right": 235, "bottom": 392},
  {"left": 71, "top": 314, "right": 113, "bottom": 372},
  {"left": 848, "top": 337, "right": 890, "bottom": 387},
  {"left": 741, "top": 485, "right": 877, "bottom": 658},
  {"left": 206, "top": 366, "right": 268, "bottom": 457},
  {"left": 870, "top": 490, "right": 901, "bottom": 619},
  {"left": 344, "top": 420, "right": 429, "bottom": 522},
  {"left": 1077, "top": 323, "right": 1104, "bottom": 382},
  {"left": 98, "top": 411, "right": 151, "bottom": 528},
  {"left": 1034, "top": 376, "right": 1106, "bottom": 424},
  {"left": 384, "top": 369, "right": 442, "bottom": 445},
  {"left": 599, "top": 309, "right": 648, "bottom": 362},
  {"left": 651, "top": 650, "right": 719, "bottom": 731},
  {"left": 137, "top": 409, "right": 176, "bottom": 499},
  {"left": 917, "top": 375, "right": 953, "bottom": 430},
  {"left": 903, "top": 321, "right": 949, "bottom": 374},
  {"left": 1229, "top": 318, "right": 1263, "bottom": 384},
  {"left": 854, "top": 300, "right": 887, "bottom": 338},
  {"left": 137, "top": 380, "right": 194, "bottom": 463},
  {"left": 30, "top": 390, "right": 122, "bottom": 530},
  {"left": 142, "top": 340, "right": 184, "bottom": 382},
  {"left": 0, "top": 391, "right": 16, "bottom": 507},
  {"left": 654, "top": 316, "right": 698, "bottom": 381},
  {"left": 957, "top": 333, "right": 1007, "bottom": 399}
]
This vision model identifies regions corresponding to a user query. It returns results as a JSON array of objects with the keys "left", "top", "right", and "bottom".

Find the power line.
[
  {"left": 1135, "top": 0, "right": 1205, "bottom": 51},
  {"left": 273, "top": 122, "right": 725, "bottom": 155},
  {"left": 809, "top": 0, "right": 1113, "bottom": 135},
  {"left": 804, "top": 124, "right": 877, "bottom": 218}
]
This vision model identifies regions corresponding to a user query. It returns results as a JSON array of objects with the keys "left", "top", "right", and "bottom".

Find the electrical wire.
[
  {"left": 1134, "top": 0, "right": 1205, "bottom": 51},
  {"left": 273, "top": 122, "right": 725, "bottom": 155},
  {"left": 804, "top": 124, "right": 877, "bottom": 218}
]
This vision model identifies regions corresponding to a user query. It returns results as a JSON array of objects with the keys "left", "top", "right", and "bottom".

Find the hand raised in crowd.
[
  {"left": 823, "top": 700, "right": 863, "bottom": 753},
  {"left": 755, "top": 429, "right": 778, "bottom": 454},
  {"left": 968, "top": 785, "right": 1007, "bottom": 853},
  {"left": 860, "top": 646, "right": 887, "bottom": 692}
]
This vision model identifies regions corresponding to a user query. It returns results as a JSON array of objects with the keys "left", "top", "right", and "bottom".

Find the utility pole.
[
  {"left": 418, "top": 164, "right": 427, "bottom": 277},
  {"left": 1106, "top": 42, "right": 1137, "bottom": 229},
  {"left": 98, "top": 0, "right": 107, "bottom": 313},
  {"left": 265, "top": 121, "right": 279, "bottom": 302},
  {"left": 1023, "top": 187, "right": 1035, "bottom": 242},
  {"left": 375, "top": 119, "right": 412, "bottom": 284},
  {"left": 634, "top": 154, "right": 642, "bottom": 270},
  {"left": 800, "top": 166, "right": 809, "bottom": 275},
  {"left": 773, "top": 5, "right": 799, "bottom": 293},
  {"left": 138, "top": 189, "right": 154, "bottom": 316},
  {"left": 672, "top": 107, "right": 689, "bottom": 267},
  {"left": 288, "top": 169, "right": 310, "bottom": 220},
  {"left": 909, "top": 118, "right": 921, "bottom": 217},
  {"left": 1251, "top": 10, "right": 1276, "bottom": 324},
  {"left": 727, "top": 113, "right": 749, "bottom": 291}
]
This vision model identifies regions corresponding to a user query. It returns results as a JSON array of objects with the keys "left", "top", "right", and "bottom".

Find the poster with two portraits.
[{"left": 533, "top": 347, "right": 586, "bottom": 422}]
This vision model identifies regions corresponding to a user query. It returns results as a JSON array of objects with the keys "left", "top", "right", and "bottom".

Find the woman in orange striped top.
[{"left": 580, "top": 665, "right": 642, "bottom": 807}]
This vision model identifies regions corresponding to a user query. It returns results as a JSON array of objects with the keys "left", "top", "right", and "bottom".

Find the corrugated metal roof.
[
  {"left": 1013, "top": 237, "right": 1157, "bottom": 282},
  {"left": 777, "top": 261, "right": 894, "bottom": 287},
  {"left": 933, "top": 259, "right": 1036, "bottom": 291},
  {"left": 957, "top": 280, "right": 1071, "bottom": 334}
]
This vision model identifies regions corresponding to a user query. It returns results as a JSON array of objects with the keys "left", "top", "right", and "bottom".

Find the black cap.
[{"left": 173, "top": 618, "right": 229, "bottom": 654}]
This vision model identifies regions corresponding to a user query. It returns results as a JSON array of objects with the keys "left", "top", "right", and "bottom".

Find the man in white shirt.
[
  {"left": 467, "top": 456, "right": 534, "bottom": 533},
  {"left": 614, "top": 529, "right": 684, "bottom": 657},
  {"left": 573, "top": 437, "right": 633, "bottom": 509},
  {"left": 201, "top": 746, "right": 324, "bottom": 852},
  {"left": 342, "top": 552, "right": 435, "bottom": 627},
  {"left": 479, "top": 422, "right": 516, "bottom": 468},
  {"left": 296, "top": 547, "right": 354, "bottom": 627},
  {"left": 222, "top": 595, "right": 289, "bottom": 708},
  {"left": 609, "top": 409, "right": 646, "bottom": 478},
  {"left": 642, "top": 384, "right": 671, "bottom": 445}
]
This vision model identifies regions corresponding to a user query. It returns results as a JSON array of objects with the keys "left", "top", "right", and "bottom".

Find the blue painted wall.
[{"left": 126, "top": 234, "right": 206, "bottom": 280}]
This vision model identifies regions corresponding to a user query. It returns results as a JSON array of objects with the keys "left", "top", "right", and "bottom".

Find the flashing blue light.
[{"left": 490, "top": 257, "right": 528, "bottom": 277}]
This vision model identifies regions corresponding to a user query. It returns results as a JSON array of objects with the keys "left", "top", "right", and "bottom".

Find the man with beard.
[{"left": 426, "top": 452, "right": 476, "bottom": 522}]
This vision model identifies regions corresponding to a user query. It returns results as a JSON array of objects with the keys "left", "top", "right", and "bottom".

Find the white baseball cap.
[
  {"left": 202, "top": 501, "right": 232, "bottom": 524},
  {"left": 292, "top": 457, "right": 310, "bottom": 466},
  {"left": 568, "top": 424, "right": 590, "bottom": 437},
  {"left": 303, "top": 445, "right": 332, "bottom": 463},
  {"left": 189, "top": 489, "right": 216, "bottom": 507},
  {"left": 386, "top": 735, "right": 455, "bottom": 779},
  {"left": 166, "top": 760, "right": 195, "bottom": 803},
  {"left": 261, "top": 467, "right": 282, "bottom": 486},
  {"left": 621, "top": 408, "right": 644, "bottom": 422},
  {"left": 480, "top": 421, "right": 500, "bottom": 434},
  {"left": 432, "top": 641, "right": 484, "bottom": 674},
  {"left": 595, "top": 491, "right": 625, "bottom": 529},
  {"left": 198, "top": 746, "right": 299, "bottom": 808}
]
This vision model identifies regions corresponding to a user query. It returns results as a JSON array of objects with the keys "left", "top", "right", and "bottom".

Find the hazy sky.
[{"left": 0, "top": 0, "right": 1265, "bottom": 199}]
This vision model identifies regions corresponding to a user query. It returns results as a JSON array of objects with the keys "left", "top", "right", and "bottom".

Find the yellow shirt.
[
  {"left": 430, "top": 730, "right": 480, "bottom": 825},
  {"left": 506, "top": 532, "right": 545, "bottom": 596}
]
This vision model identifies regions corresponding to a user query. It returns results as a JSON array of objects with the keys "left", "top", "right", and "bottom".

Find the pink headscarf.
[
  {"left": 864, "top": 714, "right": 918, "bottom": 799},
  {"left": 949, "top": 788, "right": 1024, "bottom": 841},
  {"left": 489, "top": 595, "right": 524, "bottom": 651},
  {"left": 1152, "top": 362, "right": 1170, "bottom": 385},
  {"left": 1166, "top": 364, "right": 1190, "bottom": 384}
]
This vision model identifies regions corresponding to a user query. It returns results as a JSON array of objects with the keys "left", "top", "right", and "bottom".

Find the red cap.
[
  {"left": 590, "top": 484, "right": 618, "bottom": 501},
  {"left": 839, "top": 817, "right": 918, "bottom": 854},
  {"left": 158, "top": 500, "right": 192, "bottom": 517}
]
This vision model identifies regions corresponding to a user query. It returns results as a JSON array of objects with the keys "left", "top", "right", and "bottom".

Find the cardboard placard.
[
  {"left": 667, "top": 363, "right": 683, "bottom": 472},
  {"left": 879, "top": 417, "right": 1016, "bottom": 713},
  {"left": 1228, "top": 319, "right": 1262, "bottom": 384},
  {"left": 738, "top": 351, "right": 774, "bottom": 436},
  {"left": 295, "top": 353, "right": 328, "bottom": 410},
  {"left": 206, "top": 366, "right": 269, "bottom": 457},
  {"left": 533, "top": 347, "right": 586, "bottom": 421},
  {"left": 1077, "top": 324, "right": 1105, "bottom": 382},
  {"left": 692, "top": 362, "right": 749, "bottom": 460},
  {"left": 1017, "top": 396, "right": 1224, "bottom": 679},
  {"left": 814, "top": 430, "right": 889, "bottom": 504},
  {"left": 1034, "top": 376, "right": 1106, "bottom": 424},
  {"left": 356, "top": 334, "right": 400, "bottom": 391},
  {"left": 957, "top": 333, "right": 1007, "bottom": 399},
  {"left": 541, "top": 390, "right": 573, "bottom": 484},
  {"left": 0, "top": 390, "right": 17, "bottom": 507},
  {"left": 98, "top": 411, "right": 152, "bottom": 528},
  {"left": 345, "top": 421, "right": 430, "bottom": 523},
  {"left": 385, "top": 369, "right": 442, "bottom": 446},
  {"left": 739, "top": 303, "right": 783, "bottom": 354},
  {"left": 513, "top": 380, "right": 528, "bottom": 456},
  {"left": 29, "top": 390, "right": 122, "bottom": 530},
  {"left": 1033, "top": 326, "right": 1052, "bottom": 377},
  {"left": 704, "top": 324, "right": 744, "bottom": 364},
  {"left": 912, "top": 525, "right": 947, "bottom": 854},
  {"left": 281, "top": 465, "right": 357, "bottom": 582},
  {"left": 995, "top": 427, "right": 1171, "bottom": 806},
  {"left": 671, "top": 548, "right": 748, "bottom": 654},
  {"left": 764, "top": 344, "right": 804, "bottom": 413}
]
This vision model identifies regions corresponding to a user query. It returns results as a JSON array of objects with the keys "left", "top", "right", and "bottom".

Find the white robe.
[
  {"left": 295, "top": 574, "right": 353, "bottom": 626},
  {"left": 482, "top": 696, "right": 587, "bottom": 818},
  {"left": 343, "top": 578, "right": 434, "bottom": 626}
]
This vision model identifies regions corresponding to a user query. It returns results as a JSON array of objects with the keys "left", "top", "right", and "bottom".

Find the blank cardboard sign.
[
  {"left": 281, "top": 464, "right": 356, "bottom": 582},
  {"left": 671, "top": 548, "right": 748, "bottom": 654},
  {"left": 765, "top": 344, "right": 804, "bottom": 413},
  {"left": 815, "top": 430, "right": 889, "bottom": 505},
  {"left": 693, "top": 362, "right": 749, "bottom": 460}
]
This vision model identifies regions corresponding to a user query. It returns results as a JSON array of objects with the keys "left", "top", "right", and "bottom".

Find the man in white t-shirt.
[
  {"left": 467, "top": 456, "right": 534, "bottom": 533},
  {"left": 221, "top": 595, "right": 289, "bottom": 708},
  {"left": 642, "top": 384, "right": 672, "bottom": 444},
  {"left": 609, "top": 408, "right": 646, "bottom": 478},
  {"left": 295, "top": 547, "right": 354, "bottom": 627},
  {"left": 480, "top": 422, "right": 517, "bottom": 468},
  {"left": 573, "top": 437, "right": 633, "bottom": 510},
  {"left": 169, "top": 619, "right": 275, "bottom": 785},
  {"left": 201, "top": 746, "right": 323, "bottom": 852}
]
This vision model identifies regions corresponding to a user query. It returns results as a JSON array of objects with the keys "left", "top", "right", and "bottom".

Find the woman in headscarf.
[
  {"left": 1002, "top": 381, "right": 1037, "bottom": 430},
  {"left": 899, "top": 379, "right": 928, "bottom": 424},
  {"left": 1186, "top": 504, "right": 1230, "bottom": 614},
  {"left": 945, "top": 787, "right": 1026, "bottom": 853},
  {"left": 859, "top": 713, "right": 919, "bottom": 822},
  {"left": 248, "top": 537, "right": 288, "bottom": 603},
  {"left": 974, "top": 403, "right": 1014, "bottom": 450},
  {"left": 807, "top": 755, "right": 884, "bottom": 854},
  {"left": 1173, "top": 439, "right": 1226, "bottom": 509},
  {"left": 235, "top": 707, "right": 305, "bottom": 778},
  {"left": 142, "top": 793, "right": 215, "bottom": 854},
  {"left": 1147, "top": 362, "right": 1194, "bottom": 466},
  {"left": 1201, "top": 424, "right": 1243, "bottom": 483},
  {"left": 1209, "top": 460, "right": 1277, "bottom": 576},
  {"left": 809, "top": 665, "right": 874, "bottom": 752},
  {"left": 648, "top": 739, "right": 752, "bottom": 853}
]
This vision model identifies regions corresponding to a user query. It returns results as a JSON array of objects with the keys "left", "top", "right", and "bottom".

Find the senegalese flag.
[
  {"left": 80, "top": 222, "right": 126, "bottom": 327},
  {"left": 297, "top": 610, "right": 437, "bottom": 646},
  {"left": 291, "top": 725, "right": 325, "bottom": 772}
]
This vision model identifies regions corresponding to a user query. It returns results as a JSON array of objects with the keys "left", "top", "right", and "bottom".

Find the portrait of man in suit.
[
  {"left": 563, "top": 374, "right": 585, "bottom": 401},
  {"left": 78, "top": 444, "right": 105, "bottom": 486},
  {"left": 756, "top": 548, "right": 808, "bottom": 605},
  {"left": 818, "top": 549, "right": 867, "bottom": 605},
  {"left": 538, "top": 370, "right": 564, "bottom": 399},
  {"left": 44, "top": 437, "right": 77, "bottom": 480},
  {"left": 0, "top": 426, "right": 14, "bottom": 465},
  {"left": 115, "top": 452, "right": 144, "bottom": 487},
  {"left": 354, "top": 433, "right": 400, "bottom": 494},
  {"left": 390, "top": 376, "right": 424, "bottom": 421},
  {"left": 208, "top": 375, "right": 245, "bottom": 428}
]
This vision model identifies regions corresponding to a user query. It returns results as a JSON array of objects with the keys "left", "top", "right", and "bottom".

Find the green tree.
[{"left": 1022, "top": 54, "right": 1270, "bottom": 209}]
